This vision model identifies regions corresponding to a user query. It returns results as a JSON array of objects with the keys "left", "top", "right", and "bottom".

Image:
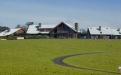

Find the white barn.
[{"left": 88, "top": 26, "right": 121, "bottom": 39}]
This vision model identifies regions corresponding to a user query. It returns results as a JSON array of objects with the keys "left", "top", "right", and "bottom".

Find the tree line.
[
  {"left": 0, "top": 22, "right": 34, "bottom": 32},
  {"left": 15, "top": 22, "right": 34, "bottom": 32},
  {"left": 0, "top": 26, "right": 10, "bottom": 32}
]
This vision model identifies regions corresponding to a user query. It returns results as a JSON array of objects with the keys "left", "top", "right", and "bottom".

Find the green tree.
[
  {"left": 120, "top": 36, "right": 121, "bottom": 39},
  {"left": 15, "top": 24, "right": 21, "bottom": 28},
  {"left": 15, "top": 23, "right": 29, "bottom": 32},
  {"left": 0, "top": 26, "right": 10, "bottom": 32},
  {"left": 25, "top": 22, "right": 33, "bottom": 27},
  {"left": 21, "top": 25, "right": 28, "bottom": 32},
  {"left": 99, "top": 35, "right": 103, "bottom": 39},
  {"left": 80, "top": 28, "right": 87, "bottom": 34}
]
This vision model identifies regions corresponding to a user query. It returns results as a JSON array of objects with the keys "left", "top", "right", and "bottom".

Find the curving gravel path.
[{"left": 53, "top": 52, "right": 120, "bottom": 74}]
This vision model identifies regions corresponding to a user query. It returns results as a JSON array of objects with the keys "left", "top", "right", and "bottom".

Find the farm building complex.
[{"left": 0, "top": 22, "right": 121, "bottom": 39}]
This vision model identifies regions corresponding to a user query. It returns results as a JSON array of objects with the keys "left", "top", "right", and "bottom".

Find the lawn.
[{"left": 0, "top": 39, "right": 121, "bottom": 75}]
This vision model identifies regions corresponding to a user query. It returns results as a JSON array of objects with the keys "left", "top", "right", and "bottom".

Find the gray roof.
[
  {"left": 88, "top": 27, "right": 121, "bottom": 35},
  {"left": 0, "top": 28, "right": 21, "bottom": 36},
  {"left": 27, "top": 24, "right": 56, "bottom": 34},
  {"left": 26, "top": 25, "right": 40, "bottom": 34},
  {"left": 111, "top": 29, "right": 121, "bottom": 35},
  {"left": 63, "top": 22, "right": 77, "bottom": 32},
  {"left": 88, "top": 27, "right": 112, "bottom": 35},
  {"left": 39, "top": 25, "right": 56, "bottom": 29}
]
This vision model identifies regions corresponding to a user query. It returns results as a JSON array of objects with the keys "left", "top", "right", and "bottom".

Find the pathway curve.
[{"left": 53, "top": 52, "right": 120, "bottom": 74}]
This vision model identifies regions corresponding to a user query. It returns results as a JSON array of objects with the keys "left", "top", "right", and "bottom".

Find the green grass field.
[{"left": 0, "top": 39, "right": 121, "bottom": 75}]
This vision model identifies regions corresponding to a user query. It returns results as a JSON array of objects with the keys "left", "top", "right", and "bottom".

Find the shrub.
[
  {"left": 57, "top": 36, "right": 66, "bottom": 39},
  {"left": 25, "top": 35, "right": 38, "bottom": 39},
  {"left": 38, "top": 35, "right": 49, "bottom": 39},
  {"left": 86, "top": 34, "right": 91, "bottom": 39},
  {"left": 99, "top": 35, "right": 103, "bottom": 39},
  {"left": 25, "top": 35, "right": 30, "bottom": 39},
  {"left": 112, "top": 35, "right": 115, "bottom": 39},
  {"left": 6, "top": 35, "right": 17, "bottom": 40},
  {"left": 119, "top": 36, "right": 121, "bottom": 39},
  {"left": 25, "top": 35, "right": 49, "bottom": 39},
  {"left": 77, "top": 34, "right": 82, "bottom": 39},
  {"left": 49, "top": 37, "right": 54, "bottom": 39}
]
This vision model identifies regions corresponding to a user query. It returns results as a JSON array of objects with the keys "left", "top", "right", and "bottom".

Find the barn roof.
[
  {"left": 50, "top": 22, "right": 77, "bottom": 32},
  {"left": 111, "top": 29, "right": 121, "bottom": 35},
  {"left": 88, "top": 27, "right": 112, "bottom": 35},
  {"left": 0, "top": 31, "right": 7, "bottom": 36},
  {"left": 0, "top": 28, "right": 21, "bottom": 36},
  {"left": 39, "top": 25, "right": 56, "bottom": 29},
  {"left": 63, "top": 22, "right": 77, "bottom": 32},
  {"left": 26, "top": 25, "right": 40, "bottom": 34},
  {"left": 26, "top": 24, "right": 56, "bottom": 34}
]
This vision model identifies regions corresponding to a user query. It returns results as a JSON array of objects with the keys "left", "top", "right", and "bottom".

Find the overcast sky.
[{"left": 0, "top": 0, "right": 121, "bottom": 29}]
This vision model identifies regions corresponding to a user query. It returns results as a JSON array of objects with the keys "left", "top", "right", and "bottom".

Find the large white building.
[{"left": 88, "top": 26, "right": 121, "bottom": 39}]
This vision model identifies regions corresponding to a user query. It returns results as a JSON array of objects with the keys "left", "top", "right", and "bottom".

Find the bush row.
[
  {"left": 24, "top": 35, "right": 67, "bottom": 39},
  {"left": 6, "top": 35, "right": 17, "bottom": 40},
  {"left": 1, "top": 35, "right": 121, "bottom": 40},
  {"left": 25, "top": 35, "right": 49, "bottom": 39}
]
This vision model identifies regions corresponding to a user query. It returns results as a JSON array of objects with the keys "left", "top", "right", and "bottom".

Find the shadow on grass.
[{"left": 53, "top": 52, "right": 120, "bottom": 74}]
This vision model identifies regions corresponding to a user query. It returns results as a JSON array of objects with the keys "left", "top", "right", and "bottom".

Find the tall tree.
[
  {"left": 15, "top": 22, "right": 33, "bottom": 32},
  {"left": 15, "top": 24, "right": 21, "bottom": 28},
  {"left": 21, "top": 25, "right": 28, "bottom": 32},
  {"left": 0, "top": 26, "right": 10, "bottom": 32},
  {"left": 15, "top": 24, "right": 28, "bottom": 32},
  {"left": 80, "top": 28, "right": 87, "bottom": 33},
  {"left": 25, "top": 22, "right": 33, "bottom": 27}
]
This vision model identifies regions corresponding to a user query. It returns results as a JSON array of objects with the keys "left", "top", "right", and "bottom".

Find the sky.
[{"left": 0, "top": 0, "right": 121, "bottom": 29}]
